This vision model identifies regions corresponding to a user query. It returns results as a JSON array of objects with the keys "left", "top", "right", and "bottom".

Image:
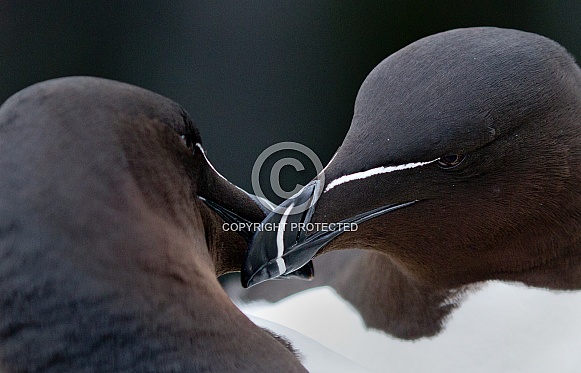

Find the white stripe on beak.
[{"left": 275, "top": 203, "right": 295, "bottom": 275}]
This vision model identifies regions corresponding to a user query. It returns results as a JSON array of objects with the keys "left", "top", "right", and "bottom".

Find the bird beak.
[
  {"left": 200, "top": 190, "right": 317, "bottom": 281},
  {"left": 241, "top": 179, "right": 417, "bottom": 287},
  {"left": 194, "top": 143, "right": 315, "bottom": 281},
  {"left": 198, "top": 195, "right": 255, "bottom": 242}
]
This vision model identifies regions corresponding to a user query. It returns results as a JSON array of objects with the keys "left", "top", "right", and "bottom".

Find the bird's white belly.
[{"left": 240, "top": 283, "right": 581, "bottom": 373}]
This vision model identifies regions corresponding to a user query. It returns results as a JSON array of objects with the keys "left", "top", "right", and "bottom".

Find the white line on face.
[
  {"left": 275, "top": 203, "right": 295, "bottom": 275},
  {"left": 324, "top": 158, "right": 439, "bottom": 193},
  {"left": 196, "top": 143, "right": 254, "bottom": 198},
  {"left": 196, "top": 143, "right": 228, "bottom": 181}
]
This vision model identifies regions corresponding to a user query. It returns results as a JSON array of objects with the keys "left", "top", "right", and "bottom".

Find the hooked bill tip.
[{"left": 241, "top": 259, "right": 284, "bottom": 288}]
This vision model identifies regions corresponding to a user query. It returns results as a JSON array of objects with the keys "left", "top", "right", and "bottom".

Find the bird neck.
[{"left": 0, "top": 203, "right": 305, "bottom": 372}]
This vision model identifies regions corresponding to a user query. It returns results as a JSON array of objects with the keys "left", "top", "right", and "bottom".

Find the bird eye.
[
  {"left": 437, "top": 154, "right": 465, "bottom": 169},
  {"left": 180, "top": 134, "right": 193, "bottom": 150}
]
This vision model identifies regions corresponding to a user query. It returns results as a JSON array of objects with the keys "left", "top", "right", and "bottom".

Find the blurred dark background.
[{"left": 1, "top": 1, "right": 580, "bottom": 198}]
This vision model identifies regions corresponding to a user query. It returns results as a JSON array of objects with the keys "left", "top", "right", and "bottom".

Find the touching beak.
[
  {"left": 241, "top": 180, "right": 417, "bottom": 287},
  {"left": 200, "top": 191, "right": 316, "bottom": 281},
  {"left": 194, "top": 143, "right": 316, "bottom": 281}
]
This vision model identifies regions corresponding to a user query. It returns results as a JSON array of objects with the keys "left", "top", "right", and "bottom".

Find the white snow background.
[{"left": 239, "top": 282, "right": 581, "bottom": 372}]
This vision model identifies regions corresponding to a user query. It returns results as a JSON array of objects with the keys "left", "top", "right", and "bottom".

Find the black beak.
[
  {"left": 194, "top": 145, "right": 315, "bottom": 281},
  {"left": 241, "top": 180, "right": 417, "bottom": 287},
  {"left": 199, "top": 195, "right": 255, "bottom": 242},
  {"left": 200, "top": 192, "right": 315, "bottom": 281}
]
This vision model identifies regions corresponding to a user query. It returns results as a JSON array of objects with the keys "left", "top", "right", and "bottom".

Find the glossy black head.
[{"left": 243, "top": 27, "right": 581, "bottom": 289}]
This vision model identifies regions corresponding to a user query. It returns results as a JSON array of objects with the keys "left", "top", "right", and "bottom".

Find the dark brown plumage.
[
  {"left": 242, "top": 27, "right": 581, "bottom": 339},
  {"left": 0, "top": 77, "right": 307, "bottom": 372}
]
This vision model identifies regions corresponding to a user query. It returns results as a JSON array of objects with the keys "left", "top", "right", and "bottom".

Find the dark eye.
[{"left": 437, "top": 154, "right": 465, "bottom": 169}]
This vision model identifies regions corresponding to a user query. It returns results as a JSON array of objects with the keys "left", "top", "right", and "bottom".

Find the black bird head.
[
  {"left": 243, "top": 27, "right": 581, "bottom": 290},
  {"left": 0, "top": 77, "right": 307, "bottom": 372}
]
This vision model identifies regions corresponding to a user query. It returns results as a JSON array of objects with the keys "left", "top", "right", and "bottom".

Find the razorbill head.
[
  {"left": 0, "top": 77, "right": 308, "bottom": 372},
  {"left": 242, "top": 27, "right": 581, "bottom": 291}
]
